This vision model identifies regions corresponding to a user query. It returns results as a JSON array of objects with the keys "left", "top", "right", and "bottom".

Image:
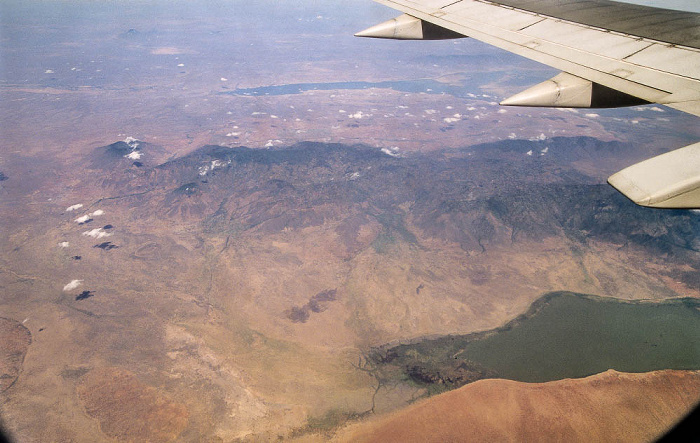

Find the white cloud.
[
  {"left": 59, "top": 241, "right": 70, "bottom": 248},
  {"left": 381, "top": 147, "right": 400, "bottom": 157},
  {"left": 124, "top": 136, "right": 139, "bottom": 148},
  {"left": 497, "top": 109, "right": 507, "bottom": 114},
  {"left": 74, "top": 215, "right": 91, "bottom": 224},
  {"left": 125, "top": 150, "right": 142, "bottom": 160},
  {"left": 177, "top": 63, "right": 185, "bottom": 67},
  {"left": 585, "top": 113, "right": 599, "bottom": 118},
  {"left": 45, "top": 69, "right": 54, "bottom": 74},
  {"left": 508, "top": 133, "right": 517, "bottom": 140},
  {"left": 221, "top": 77, "right": 228, "bottom": 81},
  {"left": 540, "top": 147, "right": 549, "bottom": 155},
  {"left": 83, "top": 228, "right": 111, "bottom": 239},
  {"left": 529, "top": 133, "right": 548, "bottom": 141},
  {"left": 526, "top": 150, "right": 533, "bottom": 156},
  {"left": 66, "top": 204, "right": 83, "bottom": 212},
  {"left": 349, "top": 111, "right": 367, "bottom": 119},
  {"left": 424, "top": 109, "right": 437, "bottom": 115},
  {"left": 63, "top": 280, "right": 83, "bottom": 292},
  {"left": 90, "top": 209, "right": 105, "bottom": 217},
  {"left": 633, "top": 106, "right": 665, "bottom": 112}
]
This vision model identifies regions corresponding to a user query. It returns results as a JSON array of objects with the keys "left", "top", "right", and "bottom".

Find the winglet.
[{"left": 608, "top": 142, "right": 700, "bottom": 209}]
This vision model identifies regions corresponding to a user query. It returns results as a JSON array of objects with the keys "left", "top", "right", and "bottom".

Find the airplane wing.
[{"left": 356, "top": 0, "right": 700, "bottom": 209}]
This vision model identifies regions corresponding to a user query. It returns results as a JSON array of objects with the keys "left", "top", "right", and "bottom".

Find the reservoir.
[
  {"left": 375, "top": 292, "right": 700, "bottom": 387},
  {"left": 219, "top": 78, "right": 492, "bottom": 99}
]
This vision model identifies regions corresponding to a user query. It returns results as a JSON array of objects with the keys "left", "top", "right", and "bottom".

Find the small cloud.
[
  {"left": 63, "top": 280, "right": 83, "bottom": 292},
  {"left": 90, "top": 209, "right": 105, "bottom": 217},
  {"left": 177, "top": 63, "right": 185, "bottom": 67},
  {"left": 66, "top": 204, "right": 83, "bottom": 212},
  {"left": 125, "top": 150, "right": 142, "bottom": 160},
  {"left": 83, "top": 228, "right": 112, "bottom": 239},
  {"left": 585, "top": 113, "right": 599, "bottom": 118},
  {"left": 75, "top": 215, "right": 91, "bottom": 224},
  {"left": 497, "top": 109, "right": 507, "bottom": 114},
  {"left": 633, "top": 106, "right": 665, "bottom": 112},
  {"left": 508, "top": 133, "right": 517, "bottom": 139},
  {"left": 526, "top": 150, "right": 533, "bottom": 156},
  {"left": 540, "top": 147, "right": 549, "bottom": 155},
  {"left": 45, "top": 69, "right": 54, "bottom": 74},
  {"left": 124, "top": 137, "right": 139, "bottom": 148},
  {"left": 221, "top": 77, "right": 228, "bottom": 81},
  {"left": 529, "top": 133, "right": 548, "bottom": 141},
  {"left": 151, "top": 47, "right": 186, "bottom": 55},
  {"left": 59, "top": 241, "right": 70, "bottom": 248},
  {"left": 381, "top": 147, "right": 400, "bottom": 157}
]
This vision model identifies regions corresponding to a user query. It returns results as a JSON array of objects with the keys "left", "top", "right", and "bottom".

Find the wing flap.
[{"left": 608, "top": 142, "right": 700, "bottom": 209}]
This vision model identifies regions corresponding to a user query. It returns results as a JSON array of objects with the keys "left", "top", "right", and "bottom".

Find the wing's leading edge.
[{"left": 357, "top": 0, "right": 700, "bottom": 209}]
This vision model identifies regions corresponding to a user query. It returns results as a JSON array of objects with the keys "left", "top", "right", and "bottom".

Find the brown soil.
[
  {"left": 0, "top": 317, "right": 31, "bottom": 393},
  {"left": 76, "top": 367, "right": 188, "bottom": 442},
  {"left": 335, "top": 369, "right": 700, "bottom": 443}
]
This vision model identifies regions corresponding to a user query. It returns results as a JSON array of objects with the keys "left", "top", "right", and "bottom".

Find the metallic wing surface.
[{"left": 357, "top": 0, "right": 700, "bottom": 208}]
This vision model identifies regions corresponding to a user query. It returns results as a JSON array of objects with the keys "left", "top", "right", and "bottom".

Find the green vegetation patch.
[{"left": 368, "top": 292, "right": 700, "bottom": 394}]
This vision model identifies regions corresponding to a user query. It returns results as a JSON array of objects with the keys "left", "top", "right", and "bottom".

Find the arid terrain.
[
  {"left": 1, "top": 1, "right": 699, "bottom": 442},
  {"left": 334, "top": 369, "right": 700, "bottom": 443}
]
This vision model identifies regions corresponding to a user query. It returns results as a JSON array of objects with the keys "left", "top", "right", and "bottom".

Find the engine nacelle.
[
  {"left": 355, "top": 14, "right": 465, "bottom": 40},
  {"left": 501, "top": 72, "right": 648, "bottom": 108}
]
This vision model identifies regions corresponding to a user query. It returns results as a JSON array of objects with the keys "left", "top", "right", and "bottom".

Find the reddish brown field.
[{"left": 336, "top": 370, "right": 700, "bottom": 443}]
